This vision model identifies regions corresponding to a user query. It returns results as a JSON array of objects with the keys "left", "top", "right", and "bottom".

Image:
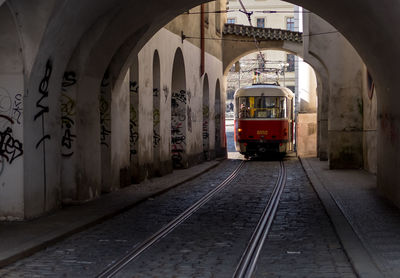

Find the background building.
[{"left": 225, "top": 0, "right": 317, "bottom": 120}]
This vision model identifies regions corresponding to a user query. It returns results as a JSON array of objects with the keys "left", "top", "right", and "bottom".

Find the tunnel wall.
[
  {"left": 0, "top": 4, "right": 24, "bottom": 220},
  {"left": 137, "top": 27, "right": 224, "bottom": 171}
]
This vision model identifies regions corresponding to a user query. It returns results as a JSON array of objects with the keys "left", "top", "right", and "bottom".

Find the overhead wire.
[{"left": 237, "top": 0, "right": 267, "bottom": 66}]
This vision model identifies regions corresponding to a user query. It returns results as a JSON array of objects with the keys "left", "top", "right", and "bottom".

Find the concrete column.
[
  {"left": 327, "top": 40, "right": 364, "bottom": 169},
  {"left": 305, "top": 14, "right": 364, "bottom": 169}
]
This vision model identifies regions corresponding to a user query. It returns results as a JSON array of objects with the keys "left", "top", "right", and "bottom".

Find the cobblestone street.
[
  {"left": 254, "top": 159, "right": 356, "bottom": 278},
  {"left": 0, "top": 161, "right": 242, "bottom": 277},
  {"left": 0, "top": 152, "right": 358, "bottom": 277}
]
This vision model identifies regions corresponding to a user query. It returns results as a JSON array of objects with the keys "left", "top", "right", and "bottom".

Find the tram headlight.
[{"left": 238, "top": 128, "right": 243, "bottom": 133}]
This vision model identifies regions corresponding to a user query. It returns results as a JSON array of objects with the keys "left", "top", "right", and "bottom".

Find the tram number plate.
[{"left": 257, "top": 130, "right": 268, "bottom": 135}]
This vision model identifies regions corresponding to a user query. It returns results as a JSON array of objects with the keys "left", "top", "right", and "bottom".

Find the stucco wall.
[
  {"left": 297, "top": 113, "right": 317, "bottom": 157},
  {"left": 138, "top": 27, "right": 224, "bottom": 172},
  {"left": 0, "top": 4, "right": 25, "bottom": 220}
]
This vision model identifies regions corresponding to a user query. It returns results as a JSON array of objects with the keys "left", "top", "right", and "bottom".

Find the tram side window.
[{"left": 238, "top": 97, "right": 250, "bottom": 118}]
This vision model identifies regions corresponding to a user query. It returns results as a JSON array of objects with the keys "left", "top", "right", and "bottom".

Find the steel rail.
[
  {"left": 233, "top": 161, "right": 287, "bottom": 278},
  {"left": 97, "top": 161, "right": 246, "bottom": 278}
]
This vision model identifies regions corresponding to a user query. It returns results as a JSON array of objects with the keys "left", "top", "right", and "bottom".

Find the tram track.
[
  {"left": 96, "top": 160, "right": 246, "bottom": 278},
  {"left": 233, "top": 160, "right": 287, "bottom": 278}
]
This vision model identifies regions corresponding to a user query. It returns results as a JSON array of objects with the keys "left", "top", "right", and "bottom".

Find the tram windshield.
[{"left": 237, "top": 96, "right": 287, "bottom": 119}]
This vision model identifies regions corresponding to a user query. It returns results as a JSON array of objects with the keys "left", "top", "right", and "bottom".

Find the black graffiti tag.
[
  {"left": 172, "top": 90, "right": 186, "bottom": 104},
  {"left": 35, "top": 60, "right": 52, "bottom": 149},
  {"left": 12, "top": 94, "right": 23, "bottom": 125},
  {"left": 130, "top": 81, "right": 139, "bottom": 93},
  {"left": 61, "top": 72, "right": 77, "bottom": 157},
  {"left": 0, "top": 127, "right": 23, "bottom": 164},
  {"left": 62, "top": 72, "right": 77, "bottom": 89}
]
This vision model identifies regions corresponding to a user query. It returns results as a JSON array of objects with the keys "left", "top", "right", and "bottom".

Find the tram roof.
[{"left": 234, "top": 84, "right": 295, "bottom": 99}]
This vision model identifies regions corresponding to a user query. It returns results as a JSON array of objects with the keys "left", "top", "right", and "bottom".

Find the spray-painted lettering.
[
  {"left": 171, "top": 90, "right": 187, "bottom": 168},
  {"left": 0, "top": 127, "right": 23, "bottom": 164},
  {"left": 100, "top": 71, "right": 111, "bottom": 147},
  {"left": 61, "top": 72, "right": 77, "bottom": 157},
  {"left": 35, "top": 59, "right": 52, "bottom": 149},
  {"left": 130, "top": 81, "right": 139, "bottom": 93}
]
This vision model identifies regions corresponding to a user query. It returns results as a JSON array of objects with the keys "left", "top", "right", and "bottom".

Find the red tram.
[{"left": 234, "top": 84, "right": 295, "bottom": 158}]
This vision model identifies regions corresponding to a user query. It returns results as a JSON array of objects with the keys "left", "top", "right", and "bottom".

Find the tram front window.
[{"left": 237, "top": 96, "right": 287, "bottom": 119}]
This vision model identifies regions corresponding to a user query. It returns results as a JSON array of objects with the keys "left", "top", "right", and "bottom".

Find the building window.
[
  {"left": 287, "top": 54, "right": 295, "bottom": 72},
  {"left": 286, "top": 17, "right": 295, "bottom": 31},
  {"left": 227, "top": 18, "right": 236, "bottom": 24},
  {"left": 256, "top": 18, "right": 265, "bottom": 28}
]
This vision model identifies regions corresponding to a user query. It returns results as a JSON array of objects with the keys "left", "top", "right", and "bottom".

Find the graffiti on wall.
[
  {"left": 130, "top": 81, "right": 139, "bottom": 158},
  {"left": 0, "top": 88, "right": 23, "bottom": 129},
  {"left": 130, "top": 105, "right": 139, "bottom": 157},
  {"left": 163, "top": 86, "right": 169, "bottom": 103},
  {"left": 0, "top": 87, "right": 24, "bottom": 176},
  {"left": 100, "top": 71, "right": 111, "bottom": 147},
  {"left": 203, "top": 105, "right": 210, "bottom": 159},
  {"left": 187, "top": 106, "right": 192, "bottom": 133},
  {"left": 12, "top": 94, "right": 22, "bottom": 125},
  {"left": 202, "top": 106, "right": 209, "bottom": 140},
  {"left": 61, "top": 72, "right": 77, "bottom": 157},
  {"left": 153, "top": 88, "right": 159, "bottom": 97},
  {"left": 130, "top": 81, "right": 139, "bottom": 93},
  {"left": 153, "top": 108, "right": 160, "bottom": 148},
  {"left": 171, "top": 90, "right": 187, "bottom": 168},
  {"left": 0, "top": 126, "right": 23, "bottom": 164},
  {"left": 35, "top": 59, "right": 52, "bottom": 149}
]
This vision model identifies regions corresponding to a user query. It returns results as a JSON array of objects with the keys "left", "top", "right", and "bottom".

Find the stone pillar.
[
  {"left": 305, "top": 13, "right": 364, "bottom": 169},
  {"left": 327, "top": 40, "right": 364, "bottom": 169}
]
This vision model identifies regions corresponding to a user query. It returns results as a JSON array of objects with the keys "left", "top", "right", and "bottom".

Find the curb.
[{"left": 299, "top": 157, "right": 384, "bottom": 278}]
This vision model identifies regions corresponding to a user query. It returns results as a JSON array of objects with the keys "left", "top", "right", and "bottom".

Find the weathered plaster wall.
[
  {"left": 138, "top": 27, "right": 224, "bottom": 172},
  {"left": 305, "top": 13, "right": 365, "bottom": 169},
  {"left": 297, "top": 113, "right": 317, "bottom": 157},
  {"left": 0, "top": 4, "right": 24, "bottom": 220},
  {"left": 363, "top": 75, "right": 377, "bottom": 174}
]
